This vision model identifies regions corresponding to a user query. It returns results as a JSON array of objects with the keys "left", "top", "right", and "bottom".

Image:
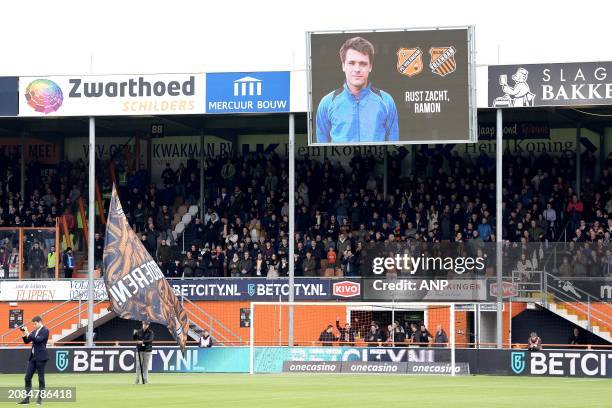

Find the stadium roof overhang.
[
  {"left": 0, "top": 107, "right": 610, "bottom": 140},
  {"left": 0, "top": 113, "right": 309, "bottom": 139},
  {"left": 478, "top": 106, "right": 612, "bottom": 135}
]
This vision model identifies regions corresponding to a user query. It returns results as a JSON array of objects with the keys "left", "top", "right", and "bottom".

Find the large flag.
[{"left": 103, "top": 185, "right": 190, "bottom": 350}]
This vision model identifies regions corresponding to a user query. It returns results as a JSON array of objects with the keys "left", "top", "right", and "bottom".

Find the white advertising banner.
[
  {"left": 0, "top": 279, "right": 108, "bottom": 301},
  {"left": 18, "top": 74, "right": 206, "bottom": 117},
  {"left": 0, "top": 280, "right": 71, "bottom": 301}
]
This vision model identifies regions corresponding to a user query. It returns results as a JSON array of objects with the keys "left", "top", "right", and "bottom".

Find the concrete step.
[{"left": 544, "top": 302, "right": 611, "bottom": 343}]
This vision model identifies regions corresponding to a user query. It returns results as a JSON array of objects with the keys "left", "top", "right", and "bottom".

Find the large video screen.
[{"left": 308, "top": 27, "right": 476, "bottom": 145}]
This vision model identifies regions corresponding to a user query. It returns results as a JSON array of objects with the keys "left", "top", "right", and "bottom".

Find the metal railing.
[
  {"left": 510, "top": 269, "right": 611, "bottom": 342},
  {"left": 0, "top": 296, "right": 108, "bottom": 346},
  {"left": 545, "top": 272, "right": 611, "bottom": 333},
  {"left": 46, "top": 297, "right": 109, "bottom": 344},
  {"left": 511, "top": 270, "right": 545, "bottom": 302},
  {"left": 181, "top": 296, "right": 243, "bottom": 346}
]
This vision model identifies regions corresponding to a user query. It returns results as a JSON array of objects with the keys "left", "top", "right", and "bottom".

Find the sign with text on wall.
[
  {"left": 18, "top": 74, "right": 206, "bottom": 117},
  {"left": 205, "top": 71, "right": 290, "bottom": 114},
  {"left": 488, "top": 61, "right": 612, "bottom": 108}
]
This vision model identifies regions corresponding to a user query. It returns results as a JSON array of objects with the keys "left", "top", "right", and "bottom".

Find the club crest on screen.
[
  {"left": 429, "top": 46, "right": 457, "bottom": 77},
  {"left": 396, "top": 47, "right": 423, "bottom": 77}
]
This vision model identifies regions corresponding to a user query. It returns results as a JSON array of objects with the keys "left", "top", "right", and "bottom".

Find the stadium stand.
[{"left": 2, "top": 144, "right": 610, "bottom": 280}]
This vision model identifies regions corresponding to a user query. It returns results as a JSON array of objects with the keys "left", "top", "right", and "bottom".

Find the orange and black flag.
[{"left": 103, "top": 185, "right": 190, "bottom": 351}]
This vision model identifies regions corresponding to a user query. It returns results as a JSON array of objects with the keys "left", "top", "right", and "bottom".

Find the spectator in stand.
[
  {"left": 183, "top": 252, "right": 196, "bottom": 277},
  {"left": 133, "top": 202, "right": 146, "bottom": 233},
  {"left": 568, "top": 327, "right": 585, "bottom": 348},
  {"left": 93, "top": 233, "right": 104, "bottom": 269},
  {"left": 145, "top": 223, "right": 159, "bottom": 257},
  {"left": 46, "top": 245, "right": 57, "bottom": 279},
  {"left": 63, "top": 247, "right": 74, "bottom": 279},
  {"left": 161, "top": 163, "right": 176, "bottom": 188},
  {"left": 318, "top": 325, "right": 337, "bottom": 346},
  {"left": 527, "top": 332, "right": 542, "bottom": 351},
  {"left": 434, "top": 324, "right": 449, "bottom": 347},
  {"left": 157, "top": 240, "right": 173, "bottom": 265},
  {"left": 228, "top": 253, "right": 240, "bottom": 277},
  {"left": 239, "top": 251, "right": 253, "bottom": 277},
  {"left": 279, "top": 257, "right": 289, "bottom": 277},
  {"left": 326, "top": 247, "right": 337, "bottom": 273},
  {"left": 166, "top": 259, "right": 183, "bottom": 278},
  {"left": 199, "top": 330, "right": 213, "bottom": 348},
  {"left": 477, "top": 218, "right": 492, "bottom": 242},
  {"left": 417, "top": 324, "right": 432, "bottom": 347},
  {"left": 28, "top": 242, "right": 45, "bottom": 279},
  {"left": 140, "top": 233, "right": 153, "bottom": 257},
  {"left": 175, "top": 163, "right": 188, "bottom": 198},
  {"left": 193, "top": 255, "right": 205, "bottom": 277},
  {"left": 0, "top": 246, "right": 9, "bottom": 278},
  {"left": 253, "top": 252, "right": 267, "bottom": 277},
  {"left": 302, "top": 251, "right": 316, "bottom": 277},
  {"left": 266, "top": 254, "right": 279, "bottom": 278},
  {"left": 365, "top": 323, "right": 383, "bottom": 347},
  {"left": 406, "top": 323, "right": 419, "bottom": 344},
  {"left": 566, "top": 194, "right": 584, "bottom": 232},
  {"left": 390, "top": 321, "right": 406, "bottom": 346},
  {"left": 335, "top": 319, "right": 356, "bottom": 346}
]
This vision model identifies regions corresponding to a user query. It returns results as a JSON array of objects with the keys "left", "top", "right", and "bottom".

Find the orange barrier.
[
  {"left": 95, "top": 181, "right": 105, "bottom": 225},
  {"left": 1, "top": 300, "right": 608, "bottom": 348},
  {"left": 77, "top": 197, "right": 88, "bottom": 247},
  {"left": 59, "top": 216, "right": 72, "bottom": 249},
  {"left": 3, "top": 340, "right": 611, "bottom": 349}
]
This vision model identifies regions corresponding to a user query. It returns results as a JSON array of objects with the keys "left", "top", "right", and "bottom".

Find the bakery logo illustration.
[
  {"left": 492, "top": 67, "right": 536, "bottom": 107},
  {"left": 396, "top": 47, "right": 423, "bottom": 77},
  {"left": 429, "top": 46, "right": 457, "bottom": 77}
]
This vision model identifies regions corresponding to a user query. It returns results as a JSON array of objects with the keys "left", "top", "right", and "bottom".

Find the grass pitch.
[{"left": 0, "top": 373, "right": 609, "bottom": 408}]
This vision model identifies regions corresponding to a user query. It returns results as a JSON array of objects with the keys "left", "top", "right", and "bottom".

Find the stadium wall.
[
  {"left": 1, "top": 346, "right": 610, "bottom": 377},
  {"left": 0, "top": 299, "right": 524, "bottom": 347}
]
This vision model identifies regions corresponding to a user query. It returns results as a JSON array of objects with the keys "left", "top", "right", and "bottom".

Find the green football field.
[{"left": 0, "top": 373, "right": 609, "bottom": 408}]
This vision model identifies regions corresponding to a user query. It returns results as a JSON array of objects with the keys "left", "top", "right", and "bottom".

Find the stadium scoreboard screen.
[{"left": 307, "top": 27, "right": 477, "bottom": 146}]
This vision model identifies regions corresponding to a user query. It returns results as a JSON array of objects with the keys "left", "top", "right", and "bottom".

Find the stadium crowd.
[
  {"left": 1, "top": 145, "right": 612, "bottom": 279},
  {"left": 319, "top": 319, "right": 448, "bottom": 347}
]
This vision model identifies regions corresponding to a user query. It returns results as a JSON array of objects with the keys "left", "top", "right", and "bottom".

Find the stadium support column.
[
  {"left": 200, "top": 133, "right": 205, "bottom": 221},
  {"left": 288, "top": 114, "right": 295, "bottom": 346},
  {"left": 20, "top": 132, "right": 25, "bottom": 200},
  {"left": 87, "top": 117, "right": 95, "bottom": 348},
  {"left": 474, "top": 303, "right": 480, "bottom": 348},
  {"left": 383, "top": 146, "right": 388, "bottom": 200},
  {"left": 576, "top": 125, "right": 581, "bottom": 197},
  {"left": 495, "top": 108, "right": 503, "bottom": 349},
  {"left": 600, "top": 131, "right": 606, "bottom": 179},
  {"left": 450, "top": 303, "right": 455, "bottom": 376}
]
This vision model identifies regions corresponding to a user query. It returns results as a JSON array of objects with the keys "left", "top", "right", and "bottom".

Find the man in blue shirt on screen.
[{"left": 316, "top": 36, "right": 399, "bottom": 143}]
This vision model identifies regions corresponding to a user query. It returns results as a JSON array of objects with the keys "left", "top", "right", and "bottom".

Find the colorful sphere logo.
[{"left": 25, "top": 79, "right": 63, "bottom": 114}]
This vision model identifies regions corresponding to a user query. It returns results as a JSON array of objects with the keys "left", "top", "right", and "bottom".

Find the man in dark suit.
[{"left": 20, "top": 315, "right": 49, "bottom": 405}]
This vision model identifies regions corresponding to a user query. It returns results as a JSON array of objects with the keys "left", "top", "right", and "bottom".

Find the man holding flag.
[
  {"left": 103, "top": 185, "right": 191, "bottom": 384},
  {"left": 133, "top": 321, "right": 154, "bottom": 384}
]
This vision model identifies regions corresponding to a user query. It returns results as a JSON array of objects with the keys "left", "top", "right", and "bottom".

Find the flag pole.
[
  {"left": 136, "top": 344, "right": 145, "bottom": 384},
  {"left": 87, "top": 117, "right": 95, "bottom": 347}
]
